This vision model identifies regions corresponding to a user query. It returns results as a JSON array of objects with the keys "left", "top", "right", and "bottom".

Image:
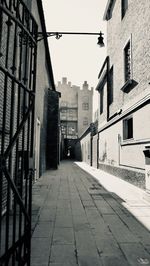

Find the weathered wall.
[
  {"left": 80, "top": 133, "right": 91, "bottom": 165},
  {"left": 107, "top": 0, "right": 150, "bottom": 116},
  {"left": 92, "top": 134, "right": 98, "bottom": 168},
  {"left": 78, "top": 82, "right": 93, "bottom": 137},
  {"left": 31, "top": 0, "right": 56, "bottom": 175}
]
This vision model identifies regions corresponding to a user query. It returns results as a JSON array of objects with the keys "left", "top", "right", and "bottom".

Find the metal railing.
[{"left": 0, "top": 0, "right": 38, "bottom": 265}]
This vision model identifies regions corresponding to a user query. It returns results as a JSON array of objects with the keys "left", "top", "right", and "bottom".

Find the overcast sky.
[{"left": 42, "top": 0, "right": 107, "bottom": 111}]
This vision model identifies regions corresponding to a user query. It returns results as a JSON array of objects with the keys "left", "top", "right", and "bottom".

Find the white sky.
[{"left": 42, "top": 0, "right": 107, "bottom": 111}]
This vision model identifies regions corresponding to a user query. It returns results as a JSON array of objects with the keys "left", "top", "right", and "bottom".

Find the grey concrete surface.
[{"left": 31, "top": 161, "right": 150, "bottom": 266}]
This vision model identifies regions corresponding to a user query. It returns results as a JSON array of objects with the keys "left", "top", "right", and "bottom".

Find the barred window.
[{"left": 124, "top": 41, "right": 131, "bottom": 82}]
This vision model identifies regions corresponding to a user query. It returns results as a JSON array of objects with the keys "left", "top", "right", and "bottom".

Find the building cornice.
[{"left": 36, "top": 0, "right": 56, "bottom": 91}]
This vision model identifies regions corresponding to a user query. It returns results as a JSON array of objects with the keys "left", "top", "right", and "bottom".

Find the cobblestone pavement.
[{"left": 31, "top": 161, "right": 150, "bottom": 266}]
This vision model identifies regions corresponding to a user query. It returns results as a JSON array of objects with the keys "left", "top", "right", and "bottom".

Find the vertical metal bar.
[
  {"left": 0, "top": 168, "right": 2, "bottom": 258},
  {"left": 10, "top": 1, "right": 19, "bottom": 264},
  {"left": 24, "top": 27, "right": 33, "bottom": 259},
  {"left": 20, "top": 10, "right": 29, "bottom": 261},
  {"left": 18, "top": 4, "right": 25, "bottom": 263},
  {"left": 0, "top": 4, "right": 3, "bottom": 257},
  {"left": 27, "top": 23, "right": 38, "bottom": 266},
  {"left": 30, "top": 26, "right": 37, "bottom": 158},
  {"left": 14, "top": 3, "right": 24, "bottom": 264},
  {"left": 3, "top": 1, "right": 12, "bottom": 261}
]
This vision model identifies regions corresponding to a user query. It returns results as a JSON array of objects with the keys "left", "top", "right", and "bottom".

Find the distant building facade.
[
  {"left": 57, "top": 77, "right": 93, "bottom": 158},
  {"left": 81, "top": 0, "right": 150, "bottom": 189}
]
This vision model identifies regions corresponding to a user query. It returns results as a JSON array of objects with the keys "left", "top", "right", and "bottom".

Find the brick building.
[
  {"left": 81, "top": 0, "right": 150, "bottom": 189},
  {"left": 57, "top": 77, "right": 93, "bottom": 158}
]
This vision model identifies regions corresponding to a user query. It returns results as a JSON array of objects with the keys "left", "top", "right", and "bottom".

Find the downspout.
[
  {"left": 90, "top": 135, "right": 93, "bottom": 166},
  {"left": 106, "top": 56, "right": 110, "bottom": 121}
]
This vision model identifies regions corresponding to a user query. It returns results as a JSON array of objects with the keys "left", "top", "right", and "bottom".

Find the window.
[
  {"left": 83, "top": 117, "right": 88, "bottom": 126},
  {"left": 124, "top": 41, "right": 131, "bottom": 82},
  {"left": 61, "top": 109, "right": 67, "bottom": 113},
  {"left": 61, "top": 124, "right": 67, "bottom": 135},
  {"left": 123, "top": 116, "right": 133, "bottom": 140},
  {"left": 61, "top": 115, "right": 66, "bottom": 120},
  {"left": 121, "top": 0, "right": 128, "bottom": 19},
  {"left": 69, "top": 109, "right": 76, "bottom": 115},
  {"left": 82, "top": 103, "right": 89, "bottom": 110},
  {"left": 108, "top": 66, "right": 113, "bottom": 105},
  {"left": 68, "top": 126, "right": 75, "bottom": 135},
  {"left": 100, "top": 87, "right": 104, "bottom": 114},
  {"left": 61, "top": 101, "right": 67, "bottom": 107}
]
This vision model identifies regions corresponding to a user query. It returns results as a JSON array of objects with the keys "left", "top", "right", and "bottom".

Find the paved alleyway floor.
[{"left": 31, "top": 161, "right": 150, "bottom": 266}]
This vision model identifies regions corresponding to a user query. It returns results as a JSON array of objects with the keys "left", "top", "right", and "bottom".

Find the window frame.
[
  {"left": 121, "top": 0, "right": 128, "bottom": 19},
  {"left": 123, "top": 116, "right": 133, "bottom": 140},
  {"left": 82, "top": 103, "right": 89, "bottom": 110},
  {"left": 124, "top": 40, "right": 131, "bottom": 82},
  {"left": 108, "top": 66, "right": 114, "bottom": 105},
  {"left": 100, "top": 87, "right": 104, "bottom": 114}
]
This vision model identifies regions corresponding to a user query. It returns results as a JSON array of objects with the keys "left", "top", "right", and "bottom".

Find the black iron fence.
[{"left": 0, "top": 0, "right": 37, "bottom": 265}]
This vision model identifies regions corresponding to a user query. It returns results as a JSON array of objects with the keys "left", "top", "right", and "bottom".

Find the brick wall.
[{"left": 107, "top": 0, "right": 150, "bottom": 117}]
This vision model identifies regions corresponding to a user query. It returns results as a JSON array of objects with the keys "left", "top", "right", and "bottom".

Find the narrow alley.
[{"left": 31, "top": 161, "right": 150, "bottom": 266}]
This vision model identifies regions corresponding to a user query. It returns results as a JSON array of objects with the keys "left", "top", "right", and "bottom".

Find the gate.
[{"left": 0, "top": 0, "right": 38, "bottom": 265}]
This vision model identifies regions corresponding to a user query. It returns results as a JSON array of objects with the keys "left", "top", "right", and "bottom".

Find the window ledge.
[
  {"left": 121, "top": 139, "right": 150, "bottom": 147},
  {"left": 121, "top": 138, "right": 134, "bottom": 146},
  {"left": 121, "top": 79, "right": 138, "bottom": 93}
]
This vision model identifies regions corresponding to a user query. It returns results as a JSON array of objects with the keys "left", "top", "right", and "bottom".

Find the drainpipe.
[
  {"left": 143, "top": 146, "right": 150, "bottom": 195},
  {"left": 90, "top": 135, "right": 93, "bottom": 166},
  {"left": 97, "top": 133, "right": 99, "bottom": 169},
  {"left": 106, "top": 56, "right": 110, "bottom": 121}
]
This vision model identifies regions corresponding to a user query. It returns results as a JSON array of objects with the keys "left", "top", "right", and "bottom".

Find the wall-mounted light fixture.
[{"left": 38, "top": 31, "right": 105, "bottom": 47}]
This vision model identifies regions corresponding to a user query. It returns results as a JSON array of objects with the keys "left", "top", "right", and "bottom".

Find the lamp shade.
[{"left": 97, "top": 32, "right": 105, "bottom": 47}]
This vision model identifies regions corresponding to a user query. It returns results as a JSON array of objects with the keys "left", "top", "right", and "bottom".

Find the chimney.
[
  {"left": 83, "top": 81, "right": 89, "bottom": 90},
  {"left": 62, "top": 77, "right": 67, "bottom": 84}
]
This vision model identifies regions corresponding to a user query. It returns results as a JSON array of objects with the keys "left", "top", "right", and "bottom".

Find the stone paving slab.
[
  {"left": 101, "top": 255, "right": 130, "bottom": 266},
  {"left": 50, "top": 245, "right": 77, "bottom": 265},
  {"left": 120, "top": 243, "right": 150, "bottom": 266},
  {"left": 31, "top": 161, "right": 150, "bottom": 266},
  {"left": 52, "top": 228, "right": 74, "bottom": 245}
]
